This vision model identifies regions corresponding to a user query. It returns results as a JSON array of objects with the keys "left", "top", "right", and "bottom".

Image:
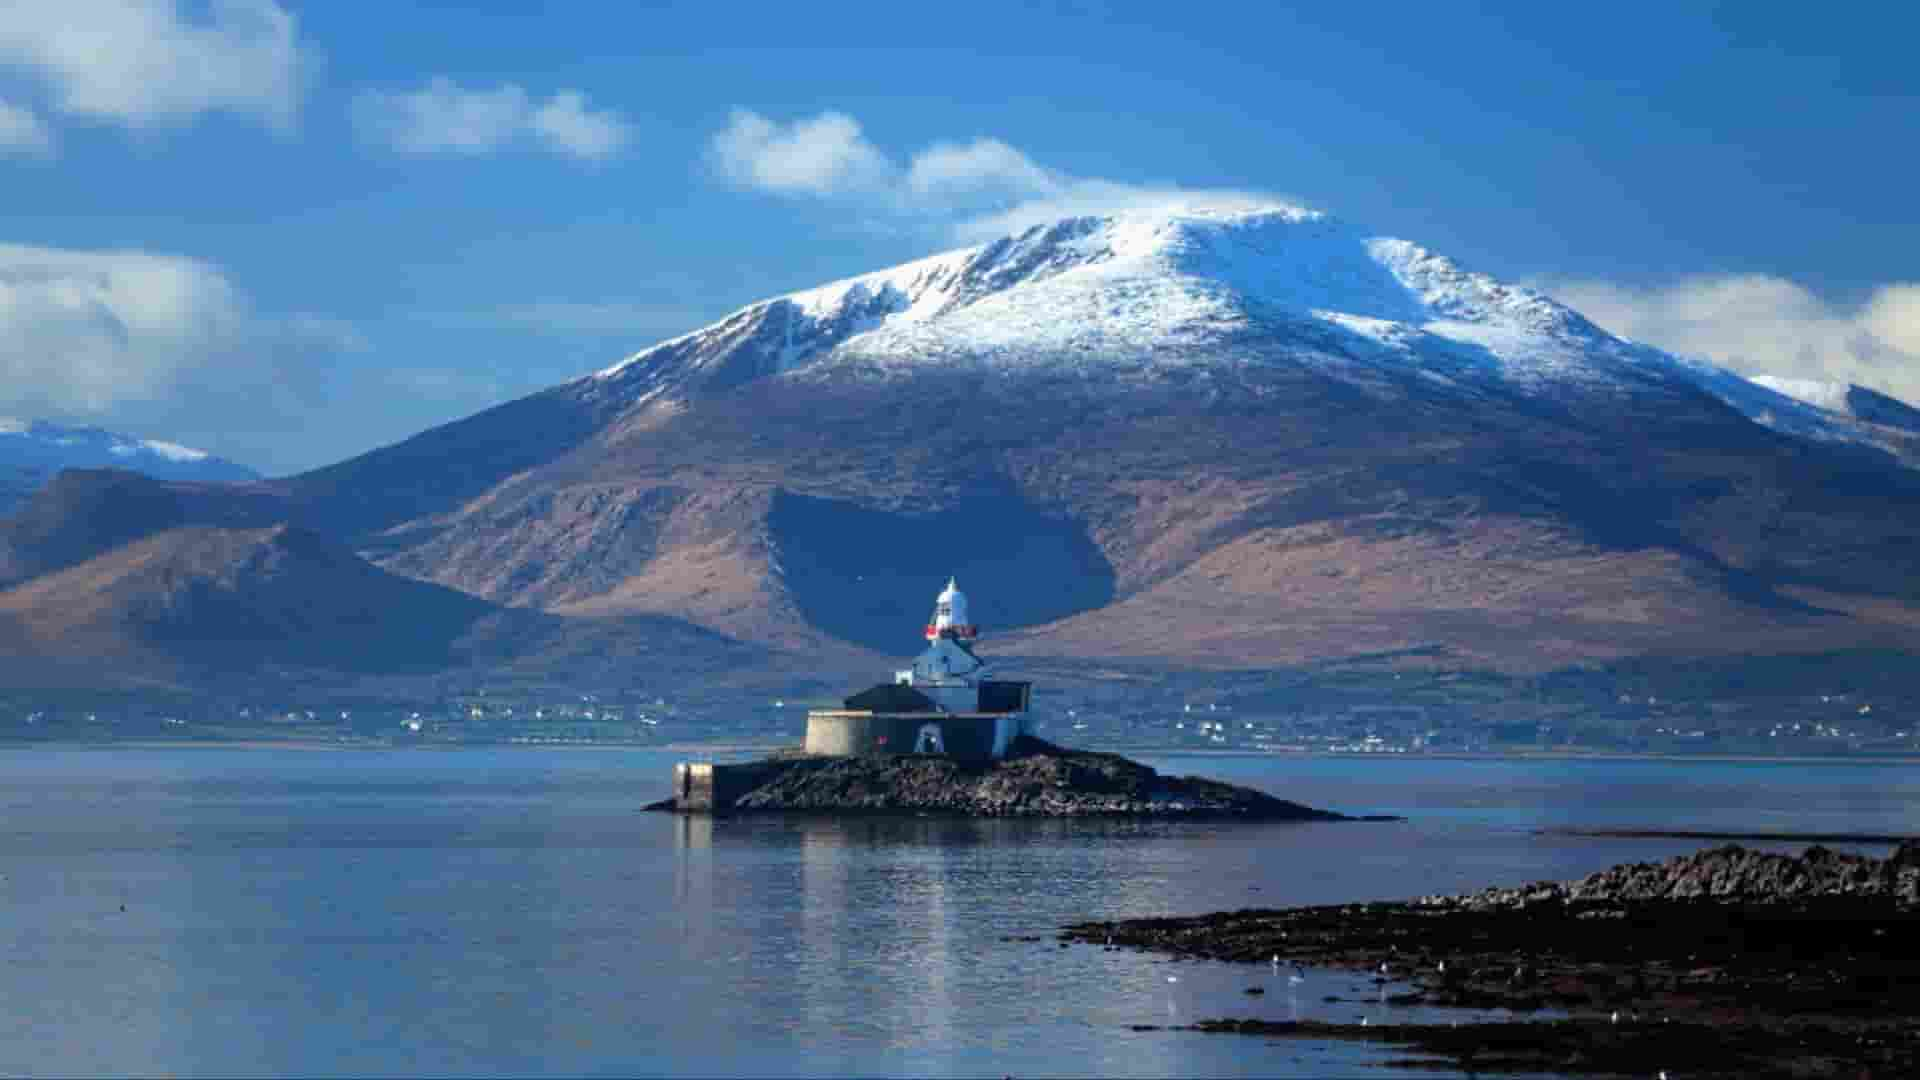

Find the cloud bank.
[
  {"left": 708, "top": 108, "right": 1278, "bottom": 240},
  {"left": 1546, "top": 274, "right": 1920, "bottom": 407},
  {"left": 0, "top": 243, "right": 358, "bottom": 473},
  {"left": 354, "top": 78, "right": 633, "bottom": 160},
  {"left": 0, "top": 0, "right": 308, "bottom": 134}
]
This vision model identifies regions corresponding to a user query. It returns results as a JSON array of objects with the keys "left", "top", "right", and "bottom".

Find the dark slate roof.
[{"left": 844, "top": 683, "right": 939, "bottom": 712}]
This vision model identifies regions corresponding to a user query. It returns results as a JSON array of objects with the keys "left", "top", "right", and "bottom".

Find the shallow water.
[{"left": 0, "top": 747, "right": 1910, "bottom": 1077}]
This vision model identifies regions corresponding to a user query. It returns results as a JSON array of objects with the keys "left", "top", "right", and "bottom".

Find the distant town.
[{"left": 3, "top": 658, "right": 1915, "bottom": 757}]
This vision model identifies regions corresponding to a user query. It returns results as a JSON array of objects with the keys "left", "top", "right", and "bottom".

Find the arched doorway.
[{"left": 914, "top": 723, "right": 946, "bottom": 755}]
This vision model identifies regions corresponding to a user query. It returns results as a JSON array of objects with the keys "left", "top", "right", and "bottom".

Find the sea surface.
[{"left": 0, "top": 747, "right": 1913, "bottom": 1078}]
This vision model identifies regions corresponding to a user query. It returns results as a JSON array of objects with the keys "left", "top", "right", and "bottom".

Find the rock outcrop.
[
  {"left": 1064, "top": 840, "right": 1920, "bottom": 1078},
  {"left": 652, "top": 737, "right": 1361, "bottom": 820},
  {"left": 1414, "top": 842, "right": 1920, "bottom": 911}
]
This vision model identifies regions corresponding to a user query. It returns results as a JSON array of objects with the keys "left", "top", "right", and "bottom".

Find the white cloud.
[
  {"left": 0, "top": 0, "right": 307, "bottom": 132},
  {"left": 0, "top": 100, "right": 53, "bottom": 157},
  {"left": 0, "top": 243, "right": 354, "bottom": 468},
  {"left": 529, "top": 90, "right": 633, "bottom": 160},
  {"left": 708, "top": 109, "right": 895, "bottom": 196},
  {"left": 708, "top": 108, "right": 1277, "bottom": 240},
  {"left": 904, "top": 137, "right": 1062, "bottom": 203},
  {"left": 353, "top": 78, "right": 633, "bottom": 160},
  {"left": 1544, "top": 274, "right": 1920, "bottom": 406}
]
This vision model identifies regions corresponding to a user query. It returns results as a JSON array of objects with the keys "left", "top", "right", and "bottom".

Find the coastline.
[
  {"left": 3, "top": 735, "right": 1916, "bottom": 766},
  {"left": 1065, "top": 843, "right": 1920, "bottom": 1077}
]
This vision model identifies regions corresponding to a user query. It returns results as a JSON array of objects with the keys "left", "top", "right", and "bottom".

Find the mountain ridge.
[
  {"left": 5, "top": 202, "right": 1920, "bottom": 688},
  {"left": 0, "top": 419, "right": 261, "bottom": 518}
]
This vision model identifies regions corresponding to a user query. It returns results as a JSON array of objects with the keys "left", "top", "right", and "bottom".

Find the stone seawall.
[
  {"left": 802, "top": 711, "right": 1019, "bottom": 760},
  {"left": 670, "top": 760, "right": 786, "bottom": 811}
]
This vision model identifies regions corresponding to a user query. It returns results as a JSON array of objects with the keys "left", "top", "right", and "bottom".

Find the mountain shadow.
[{"left": 771, "top": 490, "right": 1116, "bottom": 653}]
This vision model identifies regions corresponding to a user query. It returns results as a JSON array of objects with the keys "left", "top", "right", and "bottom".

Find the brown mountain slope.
[
  {"left": 336, "top": 361, "right": 1920, "bottom": 672},
  {"left": 0, "top": 519, "right": 772, "bottom": 691},
  {"left": 0, "top": 468, "right": 284, "bottom": 589}
]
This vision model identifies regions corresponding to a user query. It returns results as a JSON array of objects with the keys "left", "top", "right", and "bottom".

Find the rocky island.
[
  {"left": 653, "top": 579, "right": 1371, "bottom": 821},
  {"left": 1066, "top": 842, "right": 1920, "bottom": 1077},
  {"left": 648, "top": 734, "right": 1363, "bottom": 819}
]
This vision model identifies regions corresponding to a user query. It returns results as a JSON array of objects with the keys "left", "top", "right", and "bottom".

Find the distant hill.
[
  {"left": 0, "top": 420, "right": 259, "bottom": 518},
  {"left": 0, "top": 471, "right": 774, "bottom": 693}
]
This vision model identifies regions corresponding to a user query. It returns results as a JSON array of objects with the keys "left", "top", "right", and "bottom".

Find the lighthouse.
[
  {"left": 926, "top": 577, "right": 977, "bottom": 642},
  {"left": 802, "top": 578, "right": 1033, "bottom": 760},
  {"left": 900, "top": 578, "right": 990, "bottom": 711}
]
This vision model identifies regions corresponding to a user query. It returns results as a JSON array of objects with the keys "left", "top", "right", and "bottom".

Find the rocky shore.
[
  {"left": 1065, "top": 843, "right": 1920, "bottom": 1076},
  {"left": 647, "top": 737, "right": 1373, "bottom": 820}
]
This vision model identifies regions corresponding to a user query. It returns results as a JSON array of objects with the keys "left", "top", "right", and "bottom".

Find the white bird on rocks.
[
  {"left": 1166, "top": 975, "right": 1179, "bottom": 983},
  {"left": 1611, "top": 1010, "right": 1620, "bottom": 1025}
]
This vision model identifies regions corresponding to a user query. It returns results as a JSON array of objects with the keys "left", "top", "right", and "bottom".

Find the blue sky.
[{"left": 2, "top": 1, "right": 1916, "bottom": 475}]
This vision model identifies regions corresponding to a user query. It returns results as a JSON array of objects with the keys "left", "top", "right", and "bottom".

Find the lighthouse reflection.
[
  {"left": 669, "top": 815, "right": 1219, "bottom": 1068},
  {"left": 801, "top": 819, "right": 960, "bottom": 1051}
]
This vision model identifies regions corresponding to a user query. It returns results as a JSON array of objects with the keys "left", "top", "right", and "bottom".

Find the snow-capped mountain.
[
  {"left": 10, "top": 200, "right": 1920, "bottom": 690},
  {"left": 588, "top": 202, "right": 1920, "bottom": 468},
  {"left": 0, "top": 419, "right": 254, "bottom": 476},
  {"left": 592, "top": 203, "right": 1661, "bottom": 400},
  {"left": 0, "top": 420, "right": 259, "bottom": 518},
  {"left": 1746, "top": 376, "right": 1920, "bottom": 435}
]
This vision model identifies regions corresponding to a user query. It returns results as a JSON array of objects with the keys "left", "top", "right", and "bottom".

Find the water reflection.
[{"left": 0, "top": 750, "right": 1915, "bottom": 1077}]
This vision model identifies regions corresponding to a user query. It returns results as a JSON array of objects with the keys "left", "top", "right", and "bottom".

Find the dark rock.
[
  {"left": 1177, "top": 1018, "right": 1920, "bottom": 1079},
  {"left": 654, "top": 737, "right": 1368, "bottom": 820},
  {"left": 1068, "top": 842, "right": 1920, "bottom": 1077}
]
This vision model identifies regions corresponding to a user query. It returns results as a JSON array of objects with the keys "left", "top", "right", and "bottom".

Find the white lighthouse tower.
[
  {"left": 802, "top": 577, "right": 1033, "bottom": 760},
  {"left": 899, "top": 578, "right": 988, "bottom": 710}
]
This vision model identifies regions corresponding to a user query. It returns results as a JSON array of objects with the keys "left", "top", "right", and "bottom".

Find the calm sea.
[{"left": 0, "top": 747, "right": 1912, "bottom": 1078}]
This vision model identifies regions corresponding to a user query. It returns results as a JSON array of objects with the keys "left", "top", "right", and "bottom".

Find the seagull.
[
  {"left": 1166, "top": 975, "right": 1179, "bottom": 983},
  {"left": 1611, "top": 1010, "right": 1620, "bottom": 1025},
  {"left": 1361, "top": 1017, "right": 1369, "bottom": 1027},
  {"left": 1437, "top": 960, "right": 1446, "bottom": 974}
]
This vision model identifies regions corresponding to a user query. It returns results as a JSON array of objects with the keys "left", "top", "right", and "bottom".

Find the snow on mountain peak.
[
  {"left": 1748, "top": 376, "right": 1851, "bottom": 413},
  {"left": 592, "top": 200, "right": 1607, "bottom": 394},
  {"left": 567, "top": 199, "right": 1920, "bottom": 470},
  {"left": 0, "top": 420, "right": 256, "bottom": 481}
]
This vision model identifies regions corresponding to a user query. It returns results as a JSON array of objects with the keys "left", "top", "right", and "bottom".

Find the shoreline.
[
  {"left": 1064, "top": 843, "right": 1920, "bottom": 1077},
  {"left": 1546, "top": 826, "right": 1915, "bottom": 845},
  {"left": 1, "top": 736, "right": 1916, "bottom": 765},
  {"left": 1125, "top": 746, "right": 1920, "bottom": 765}
]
